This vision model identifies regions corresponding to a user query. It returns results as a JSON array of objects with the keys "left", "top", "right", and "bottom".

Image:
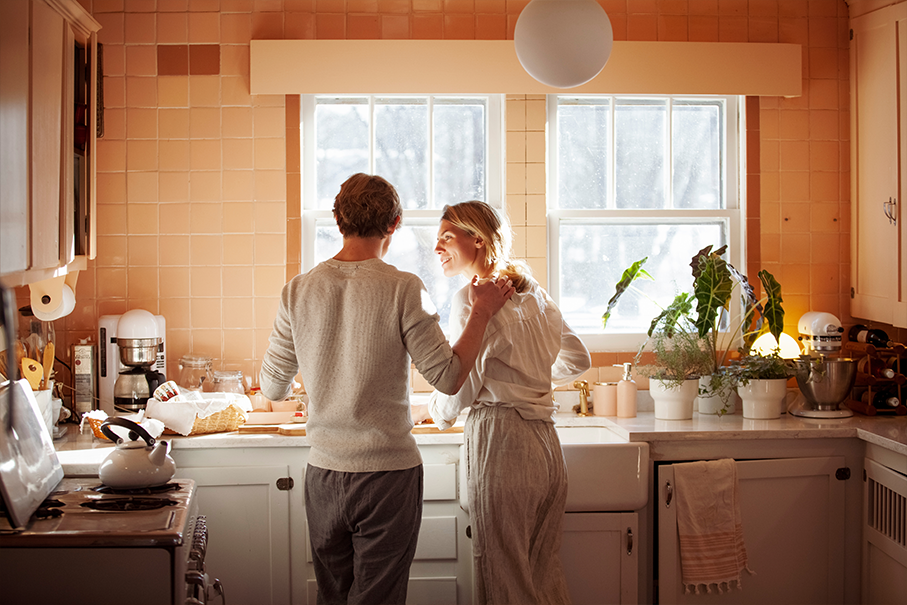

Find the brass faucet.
[{"left": 573, "top": 380, "right": 590, "bottom": 416}]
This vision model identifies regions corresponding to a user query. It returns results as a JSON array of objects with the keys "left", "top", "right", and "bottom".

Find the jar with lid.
[
  {"left": 212, "top": 370, "right": 245, "bottom": 395},
  {"left": 178, "top": 355, "right": 213, "bottom": 392}
]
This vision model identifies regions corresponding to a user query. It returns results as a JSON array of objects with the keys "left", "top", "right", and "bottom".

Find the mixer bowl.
[{"left": 795, "top": 357, "right": 857, "bottom": 410}]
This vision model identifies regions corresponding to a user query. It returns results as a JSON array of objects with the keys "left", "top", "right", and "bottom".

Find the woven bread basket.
[{"left": 162, "top": 403, "right": 247, "bottom": 436}]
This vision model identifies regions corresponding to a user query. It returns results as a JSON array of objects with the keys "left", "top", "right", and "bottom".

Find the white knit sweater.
[{"left": 260, "top": 258, "right": 461, "bottom": 472}]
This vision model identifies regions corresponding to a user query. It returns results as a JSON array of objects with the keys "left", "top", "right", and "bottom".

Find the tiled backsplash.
[{"left": 24, "top": 0, "right": 867, "bottom": 395}]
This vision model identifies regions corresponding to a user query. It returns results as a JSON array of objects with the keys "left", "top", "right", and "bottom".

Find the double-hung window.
[
  {"left": 547, "top": 95, "right": 744, "bottom": 351},
  {"left": 300, "top": 95, "right": 503, "bottom": 330}
]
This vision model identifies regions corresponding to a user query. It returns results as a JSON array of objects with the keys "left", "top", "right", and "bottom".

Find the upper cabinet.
[
  {"left": 850, "top": 1, "right": 907, "bottom": 328},
  {"left": 0, "top": 0, "right": 100, "bottom": 286}
]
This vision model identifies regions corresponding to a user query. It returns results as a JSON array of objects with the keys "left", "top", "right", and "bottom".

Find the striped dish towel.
[{"left": 674, "top": 458, "right": 754, "bottom": 594}]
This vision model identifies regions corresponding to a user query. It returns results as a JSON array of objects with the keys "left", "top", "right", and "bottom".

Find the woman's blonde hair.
[{"left": 441, "top": 201, "right": 533, "bottom": 293}]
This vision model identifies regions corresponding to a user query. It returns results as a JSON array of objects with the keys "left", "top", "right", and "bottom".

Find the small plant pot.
[
  {"left": 697, "top": 374, "right": 739, "bottom": 415},
  {"left": 651, "top": 378, "right": 698, "bottom": 420},
  {"left": 737, "top": 379, "right": 788, "bottom": 419}
]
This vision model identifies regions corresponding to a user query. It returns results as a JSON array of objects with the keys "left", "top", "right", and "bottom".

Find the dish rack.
[{"left": 842, "top": 341, "right": 907, "bottom": 416}]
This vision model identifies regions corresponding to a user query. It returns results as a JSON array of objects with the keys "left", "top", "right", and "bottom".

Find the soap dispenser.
[{"left": 616, "top": 362, "right": 637, "bottom": 418}]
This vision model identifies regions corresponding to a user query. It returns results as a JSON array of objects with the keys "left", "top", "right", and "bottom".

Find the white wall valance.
[{"left": 250, "top": 40, "right": 801, "bottom": 97}]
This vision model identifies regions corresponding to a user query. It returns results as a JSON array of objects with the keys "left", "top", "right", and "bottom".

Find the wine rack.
[{"left": 842, "top": 341, "right": 907, "bottom": 416}]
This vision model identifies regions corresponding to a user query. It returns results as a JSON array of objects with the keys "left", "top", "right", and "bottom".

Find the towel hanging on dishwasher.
[{"left": 674, "top": 458, "right": 754, "bottom": 594}]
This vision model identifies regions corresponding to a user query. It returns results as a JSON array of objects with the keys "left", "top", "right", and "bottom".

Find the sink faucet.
[{"left": 573, "top": 380, "right": 590, "bottom": 416}]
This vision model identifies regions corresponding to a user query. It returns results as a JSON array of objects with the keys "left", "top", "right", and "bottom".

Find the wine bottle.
[
  {"left": 857, "top": 357, "right": 896, "bottom": 379},
  {"left": 849, "top": 324, "right": 895, "bottom": 348},
  {"left": 861, "top": 389, "right": 900, "bottom": 408}
]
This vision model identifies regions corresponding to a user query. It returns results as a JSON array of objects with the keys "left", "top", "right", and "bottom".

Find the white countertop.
[{"left": 54, "top": 409, "right": 907, "bottom": 477}]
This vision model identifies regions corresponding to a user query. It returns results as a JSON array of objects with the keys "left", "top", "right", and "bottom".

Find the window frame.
[
  {"left": 300, "top": 94, "right": 504, "bottom": 274},
  {"left": 546, "top": 94, "right": 746, "bottom": 352}
]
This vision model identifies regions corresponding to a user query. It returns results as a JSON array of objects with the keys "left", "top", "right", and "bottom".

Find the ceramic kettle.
[{"left": 98, "top": 417, "right": 176, "bottom": 489}]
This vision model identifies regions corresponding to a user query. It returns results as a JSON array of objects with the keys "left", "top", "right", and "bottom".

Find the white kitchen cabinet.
[
  {"left": 656, "top": 456, "right": 846, "bottom": 604},
  {"left": 849, "top": 1, "right": 907, "bottom": 327},
  {"left": 0, "top": 0, "right": 99, "bottom": 284},
  {"left": 862, "top": 456, "right": 907, "bottom": 605},
  {"left": 561, "top": 512, "right": 639, "bottom": 605}
]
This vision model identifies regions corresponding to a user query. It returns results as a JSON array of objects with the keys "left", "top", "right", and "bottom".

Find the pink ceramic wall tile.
[
  {"left": 253, "top": 106, "right": 285, "bottom": 137},
  {"left": 809, "top": 79, "right": 838, "bottom": 110},
  {"left": 160, "top": 235, "right": 191, "bottom": 265},
  {"left": 252, "top": 12, "right": 285, "bottom": 38},
  {"left": 222, "top": 202, "right": 255, "bottom": 232},
  {"left": 222, "top": 0, "right": 255, "bottom": 11},
  {"left": 254, "top": 171, "right": 287, "bottom": 201},
  {"left": 103, "top": 108, "right": 127, "bottom": 140},
  {"left": 382, "top": 15, "right": 410, "bottom": 38},
  {"left": 413, "top": 14, "right": 443, "bottom": 38},
  {"left": 444, "top": 14, "right": 475, "bottom": 38},
  {"left": 221, "top": 12, "right": 252, "bottom": 42},
  {"left": 717, "top": 0, "right": 745, "bottom": 15},
  {"left": 348, "top": 14, "right": 381, "bottom": 37},
  {"left": 717, "top": 15, "right": 746, "bottom": 41},
  {"left": 223, "top": 267, "right": 254, "bottom": 297},
  {"left": 97, "top": 172, "right": 127, "bottom": 204},
  {"left": 476, "top": 14, "right": 506, "bottom": 39},
  {"left": 160, "top": 201, "right": 192, "bottom": 231},
  {"left": 349, "top": 0, "right": 379, "bottom": 12},
  {"left": 445, "top": 0, "right": 476, "bottom": 12},
  {"left": 126, "top": 108, "right": 158, "bottom": 138},
  {"left": 657, "top": 14, "right": 688, "bottom": 40},
  {"left": 223, "top": 234, "right": 254, "bottom": 264},
  {"left": 158, "top": 13, "right": 189, "bottom": 43},
  {"left": 126, "top": 140, "right": 159, "bottom": 171},
  {"left": 223, "top": 138, "right": 254, "bottom": 170},
  {"left": 96, "top": 268, "right": 128, "bottom": 298},
  {"left": 190, "top": 170, "right": 224, "bottom": 200},
  {"left": 189, "top": 12, "right": 221, "bottom": 43},
  {"left": 158, "top": 0, "right": 190, "bottom": 11},
  {"left": 316, "top": 13, "right": 346, "bottom": 37},
  {"left": 223, "top": 299, "right": 254, "bottom": 328},
  {"left": 190, "top": 45, "right": 221, "bottom": 75},
  {"left": 104, "top": 45, "right": 127, "bottom": 78},
  {"left": 779, "top": 141, "right": 809, "bottom": 171},
  {"left": 127, "top": 45, "right": 158, "bottom": 76},
  {"left": 223, "top": 173, "right": 255, "bottom": 202},
  {"left": 159, "top": 108, "right": 191, "bottom": 138},
  {"left": 189, "top": 203, "right": 225, "bottom": 234},
  {"left": 222, "top": 76, "right": 252, "bottom": 105},
  {"left": 809, "top": 141, "right": 839, "bottom": 172},
  {"left": 128, "top": 267, "right": 161, "bottom": 300},
  {"left": 158, "top": 45, "right": 189, "bottom": 76},
  {"left": 252, "top": 266, "right": 287, "bottom": 297},
  {"left": 126, "top": 172, "right": 160, "bottom": 203},
  {"left": 748, "top": 17, "right": 778, "bottom": 42},
  {"left": 126, "top": 77, "right": 158, "bottom": 107},
  {"left": 219, "top": 46, "right": 249, "bottom": 76},
  {"left": 627, "top": 13, "right": 657, "bottom": 40},
  {"left": 253, "top": 201, "right": 289, "bottom": 232},
  {"left": 190, "top": 107, "right": 222, "bottom": 138},
  {"left": 253, "top": 139, "right": 286, "bottom": 171},
  {"left": 779, "top": 172, "right": 810, "bottom": 203},
  {"left": 95, "top": 235, "right": 128, "bottom": 266},
  {"left": 761, "top": 232, "right": 780, "bottom": 263},
  {"left": 159, "top": 141, "right": 191, "bottom": 171},
  {"left": 191, "top": 234, "right": 224, "bottom": 266},
  {"left": 413, "top": 0, "right": 442, "bottom": 10},
  {"left": 286, "top": 12, "right": 317, "bottom": 37},
  {"left": 127, "top": 237, "right": 160, "bottom": 268},
  {"left": 190, "top": 76, "right": 221, "bottom": 106},
  {"left": 97, "top": 140, "right": 127, "bottom": 172},
  {"left": 158, "top": 76, "right": 190, "bottom": 108},
  {"left": 476, "top": 0, "right": 506, "bottom": 13},
  {"left": 253, "top": 233, "right": 286, "bottom": 265},
  {"left": 93, "top": 0, "right": 124, "bottom": 12},
  {"left": 190, "top": 0, "right": 222, "bottom": 11},
  {"left": 95, "top": 13, "right": 125, "bottom": 44},
  {"left": 98, "top": 205, "right": 127, "bottom": 237},
  {"left": 125, "top": 13, "right": 157, "bottom": 43},
  {"left": 222, "top": 107, "right": 254, "bottom": 137}
]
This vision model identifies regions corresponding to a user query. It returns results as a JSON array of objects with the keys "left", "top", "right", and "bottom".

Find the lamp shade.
[{"left": 514, "top": 0, "right": 613, "bottom": 88}]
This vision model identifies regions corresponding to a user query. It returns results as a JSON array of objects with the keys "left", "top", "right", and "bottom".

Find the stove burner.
[
  {"left": 80, "top": 497, "right": 178, "bottom": 512},
  {"left": 92, "top": 482, "right": 182, "bottom": 496}
]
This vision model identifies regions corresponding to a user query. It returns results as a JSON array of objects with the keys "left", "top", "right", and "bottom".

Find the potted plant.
[{"left": 732, "top": 352, "right": 795, "bottom": 419}]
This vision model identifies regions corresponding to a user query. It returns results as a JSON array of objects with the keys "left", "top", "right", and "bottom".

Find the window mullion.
[
  {"left": 428, "top": 96, "right": 434, "bottom": 209},
  {"left": 667, "top": 97, "right": 674, "bottom": 210},
  {"left": 609, "top": 96, "right": 616, "bottom": 210},
  {"left": 368, "top": 97, "right": 376, "bottom": 173}
]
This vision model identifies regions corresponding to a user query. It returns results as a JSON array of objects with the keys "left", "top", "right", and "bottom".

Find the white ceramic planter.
[
  {"left": 737, "top": 379, "right": 788, "bottom": 419},
  {"left": 697, "top": 374, "right": 739, "bottom": 415},
  {"left": 651, "top": 378, "right": 698, "bottom": 420}
]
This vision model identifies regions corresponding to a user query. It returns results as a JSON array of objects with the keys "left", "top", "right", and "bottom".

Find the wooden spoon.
[
  {"left": 42, "top": 342, "right": 54, "bottom": 390},
  {"left": 21, "top": 357, "right": 43, "bottom": 390}
]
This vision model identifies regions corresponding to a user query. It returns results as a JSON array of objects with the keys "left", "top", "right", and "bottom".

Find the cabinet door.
[
  {"left": 862, "top": 458, "right": 907, "bottom": 605},
  {"left": 176, "top": 465, "right": 293, "bottom": 605},
  {"left": 561, "top": 512, "right": 638, "bottom": 605},
  {"left": 657, "top": 457, "right": 846, "bottom": 604},
  {"left": 850, "top": 4, "right": 907, "bottom": 327}
]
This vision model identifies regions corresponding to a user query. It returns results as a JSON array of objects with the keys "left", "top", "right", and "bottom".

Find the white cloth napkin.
[
  {"left": 145, "top": 392, "right": 252, "bottom": 436},
  {"left": 674, "top": 458, "right": 753, "bottom": 594}
]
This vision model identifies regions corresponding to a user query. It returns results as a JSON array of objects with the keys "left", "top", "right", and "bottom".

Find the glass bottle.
[
  {"left": 861, "top": 389, "right": 900, "bottom": 409},
  {"left": 857, "top": 356, "right": 896, "bottom": 380},
  {"left": 212, "top": 370, "right": 245, "bottom": 395},
  {"left": 178, "top": 354, "right": 213, "bottom": 392},
  {"left": 848, "top": 324, "right": 895, "bottom": 348}
]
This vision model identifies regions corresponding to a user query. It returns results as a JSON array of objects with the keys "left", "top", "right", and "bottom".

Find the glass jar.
[
  {"left": 212, "top": 370, "right": 245, "bottom": 395},
  {"left": 178, "top": 355, "right": 213, "bottom": 392}
]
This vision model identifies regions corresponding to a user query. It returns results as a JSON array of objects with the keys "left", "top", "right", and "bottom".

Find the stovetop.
[{"left": 0, "top": 477, "right": 197, "bottom": 548}]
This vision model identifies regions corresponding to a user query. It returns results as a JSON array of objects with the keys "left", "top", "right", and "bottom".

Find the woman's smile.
[{"left": 435, "top": 219, "right": 483, "bottom": 277}]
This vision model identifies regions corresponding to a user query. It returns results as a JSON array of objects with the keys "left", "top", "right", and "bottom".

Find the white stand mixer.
[{"left": 790, "top": 312, "right": 854, "bottom": 418}]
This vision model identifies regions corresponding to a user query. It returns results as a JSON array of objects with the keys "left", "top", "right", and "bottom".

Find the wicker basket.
[{"left": 162, "top": 403, "right": 247, "bottom": 436}]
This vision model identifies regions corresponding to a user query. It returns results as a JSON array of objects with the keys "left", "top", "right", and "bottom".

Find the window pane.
[
  {"left": 375, "top": 99, "right": 429, "bottom": 210},
  {"left": 433, "top": 101, "right": 486, "bottom": 208},
  {"left": 314, "top": 220, "right": 467, "bottom": 333},
  {"left": 315, "top": 99, "right": 369, "bottom": 209},
  {"left": 673, "top": 102, "right": 723, "bottom": 210},
  {"left": 556, "top": 98, "right": 610, "bottom": 209},
  {"left": 615, "top": 100, "right": 666, "bottom": 209},
  {"left": 558, "top": 222, "right": 726, "bottom": 333}
]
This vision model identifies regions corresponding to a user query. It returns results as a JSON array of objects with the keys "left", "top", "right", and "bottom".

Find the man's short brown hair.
[{"left": 333, "top": 173, "right": 403, "bottom": 239}]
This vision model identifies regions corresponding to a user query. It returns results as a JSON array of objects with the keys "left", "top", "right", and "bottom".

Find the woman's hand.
[{"left": 411, "top": 403, "right": 432, "bottom": 424}]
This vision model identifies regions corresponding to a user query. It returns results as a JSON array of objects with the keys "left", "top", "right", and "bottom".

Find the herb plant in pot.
[{"left": 733, "top": 352, "right": 795, "bottom": 419}]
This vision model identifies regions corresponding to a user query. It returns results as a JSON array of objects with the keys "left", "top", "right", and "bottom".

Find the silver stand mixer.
[{"left": 790, "top": 312, "right": 855, "bottom": 418}]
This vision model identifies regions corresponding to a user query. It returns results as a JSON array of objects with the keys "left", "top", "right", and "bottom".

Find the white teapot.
[{"left": 98, "top": 417, "right": 176, "bottom": 489}]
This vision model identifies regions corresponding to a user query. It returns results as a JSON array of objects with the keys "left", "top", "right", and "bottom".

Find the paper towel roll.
[{"left": 31, "top": 283, "right": 76, "bottom": 321}]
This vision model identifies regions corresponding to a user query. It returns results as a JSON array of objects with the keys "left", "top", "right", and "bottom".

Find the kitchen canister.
[
  {"left": 593, "top": 382, "right": 617, "bottom": 416},
  {"left": 178, "top": 354, "right": 214, "bottom": 392}
]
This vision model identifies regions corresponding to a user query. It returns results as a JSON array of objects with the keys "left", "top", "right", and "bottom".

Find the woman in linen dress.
[{"left": 418, "top": 200, "right": 591, "bottom": 605}]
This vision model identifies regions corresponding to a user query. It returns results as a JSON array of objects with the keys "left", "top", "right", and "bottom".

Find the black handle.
[{"left": 100, "top": 416, "right": 155, "bottom": 446}]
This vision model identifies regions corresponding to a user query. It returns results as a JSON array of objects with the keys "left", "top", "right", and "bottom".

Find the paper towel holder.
[{"left": 28, "top": 272, "right": 79, "bottom": 321}]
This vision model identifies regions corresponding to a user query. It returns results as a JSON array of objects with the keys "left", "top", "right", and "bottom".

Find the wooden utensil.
[
  {"left": 41, "top": 342, "right": 54, "bottom": 390},
  {"left": 21, "top": 357, "right": 43, "bottom": 390}
]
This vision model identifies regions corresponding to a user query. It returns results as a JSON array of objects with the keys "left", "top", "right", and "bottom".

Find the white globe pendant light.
[{"left": 514, "top": 0, "right": 614, "bottom": 88}]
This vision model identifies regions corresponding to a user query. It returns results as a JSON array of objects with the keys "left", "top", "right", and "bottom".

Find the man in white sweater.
[{"left": 260, "top": 173, "right": 513, "bottom": 605}]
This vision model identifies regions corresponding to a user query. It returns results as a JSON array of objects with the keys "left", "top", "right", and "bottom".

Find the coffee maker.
[{"left": 98, "top": 311, "right": 167, "bottom": 415}]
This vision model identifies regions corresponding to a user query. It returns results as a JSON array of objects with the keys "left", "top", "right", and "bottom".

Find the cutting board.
[{"left": 235, "top": 423, "right": 464, "bottom": 436}]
